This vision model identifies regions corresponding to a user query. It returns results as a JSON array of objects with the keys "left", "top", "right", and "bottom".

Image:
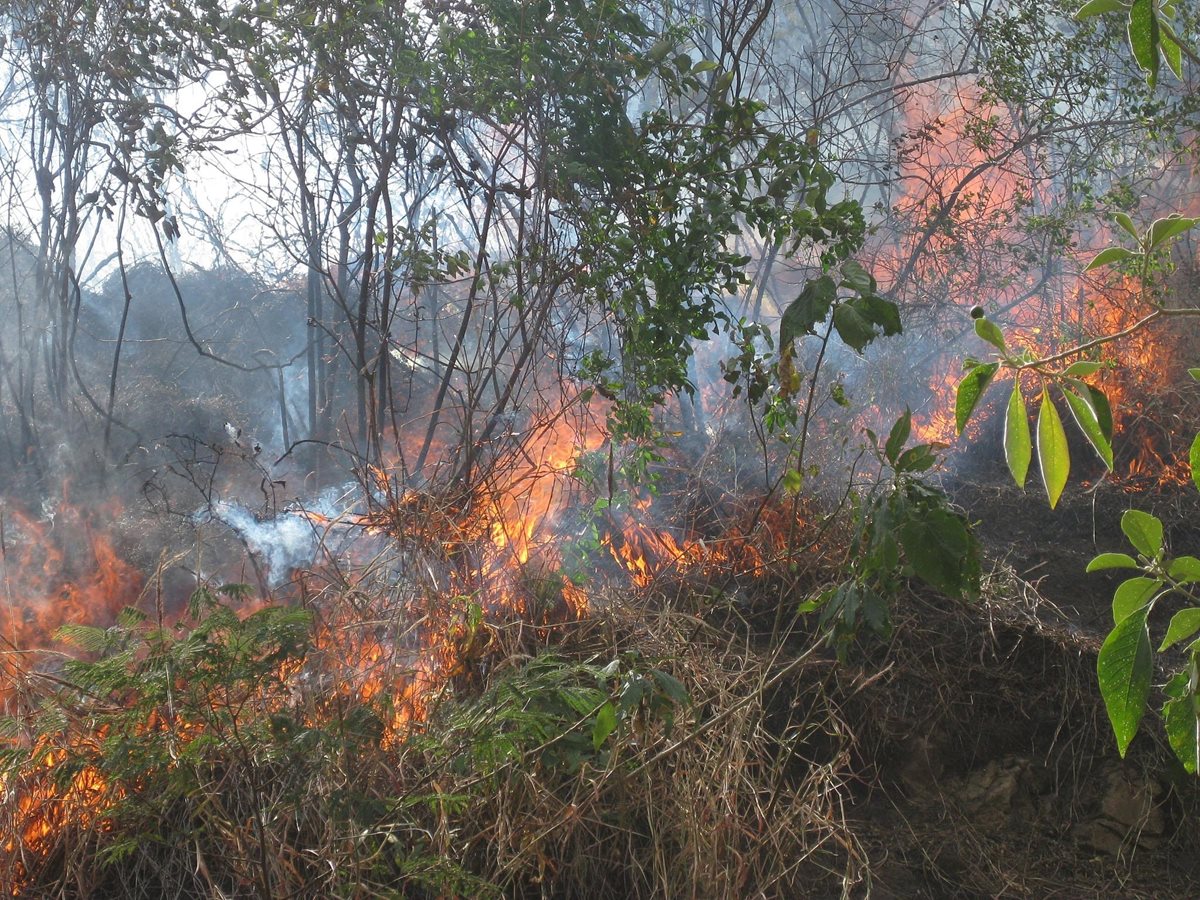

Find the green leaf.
[
  {"left": 592, "top": 700, "right": 618, "bottom": 751},
  {"left": 1063, "top": 386, "right": 1114, "bottom": 470},
  {"left": 1004, "top": 383, "right": 1031, "bottom": 487},
  {"left": 1159, "top": 24, "right": 1183, "bottom": 79},
  {"left": 1162, "top": 676, "right": 1199, "bottom": 773},
  {"left": 1128, "top": 0, "right": 1160, "bottom": 86},
  {"left": 832, "top": 303, "right": 876, "bottom": 352},
  {"left": 885, "top": 409, "right": 912, "bottom": 465},
  {"left": 711, "top": 70, "right": 735, "bottom": 96},
  {"left": 1188, "top": 368, "right": 1200, "bottom": 382},
  {"left": 1160, "top": 609, "right": 1200, "bottom": 651},
  {"left": 1036, "top": 390, "right": 1070, "bottom": 509},
  {"left": 1074, "top": 0, "right": 1127, "bottom": 18},
  {"left": 781, "top": 468, "right": 804, "bottom": 494},
  {"left": 955, "top": 362, "right": 999, "bottom": 434},
  {"left": 1170, "top": 556, "right": 1200, "bottom": 583},
  {"left": 840, "top": 259, "right": 874, "bottom": 293},
  {"left": 861, "top": 588, "right": 891, "bottom": 637},
  {"left": 895, "top": 444, "right": 938, "bottom": 473},
  {"left": 1097, "top": 606, "right": 1153, "bottom": 757},
  {"left": 692, "top": 59, "right": 719, "bottom": 74},
  {"left": 1147, "top": 215, "right": 1199, "bottom": 250},
  {"left": 974, "top": 317, "right": 1007, "bottom": 353},
  {"left": 649, "top": 669, "right": 688, "bottom": 706},
  {"left": 899, "top": 506, "right": 976, "bottom": 598},
  {"left": 54, "top": 624, "right": 114, "bottom": 653},
  {"left": 1061, "top": 360, "right": 1104, "bottom": 377},
  {"left": 1114, "top": 211, "right": 1139, "bottom": 239},
  {"left": 857, "top": 294, "right": 902, "bottom": 336},
  {"left": 618, "top": 677, "right": 645, "bottom": 715},
  {"left": 1112, "top": 576, "right": 1161, "bottom": 623},
  {"left": 1086, "top": 552, "right": 1139, "bottom": 572},
  {"left": 1084, "top": 246, "right": 1139, "bottom": 271},
  {"left": 1086, "top": 385, "right": 1114, "bottom": 442},
  {"left": 779, "top": 276, "right": 836, "bottom": 345},
  {"left": 116, "top": 606, "right": 148, "bottom": 628},
  {"left": 1191, "top": 431, "right": 1200, "bottom": 492},
  {"left": 646, "top": 38, "right": 674, "bottom": 62},
  {"left": 1121, "top": 508, "right": 1163, "bottom": 558}
]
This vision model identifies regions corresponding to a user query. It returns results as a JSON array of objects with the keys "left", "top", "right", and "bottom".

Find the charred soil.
[{"left": 835, "top": 475, "right": 1200, "bottom": 898}]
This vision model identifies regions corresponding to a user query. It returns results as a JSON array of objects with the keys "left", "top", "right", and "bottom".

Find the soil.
[{"left": 837, "top": 473, "right": 1200, "bottom": 898}]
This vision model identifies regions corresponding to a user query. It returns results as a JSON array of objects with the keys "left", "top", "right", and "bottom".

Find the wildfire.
[
  {"left": 1, "top": 495, "right": 144, "bottom": 703},
  {"left": 600, "top": 506, "right": 767, "bottom": 590},
  {"left": 869, "top": 75, "right": 1200, "bottom": 491},
  {"left": 0, "top": 390, "right": 785, "bottom": 873}
]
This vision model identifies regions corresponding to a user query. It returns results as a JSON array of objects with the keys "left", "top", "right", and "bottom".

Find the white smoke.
[{"left": 207, "top": 501, "right": 321, "bottom": 586}]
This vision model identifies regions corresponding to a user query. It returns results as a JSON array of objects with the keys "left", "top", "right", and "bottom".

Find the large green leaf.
[
  {"left": 1147, "top": 214, "right": 1199, "bottom": 250},
  {"left": 840, "top": 259, "right": 874, "bottom": 293},
  {"left": 832, "top": 303, "right": 875, "bottom": 352},
  {"left": 1063, "top": 386, "right": 1113, "bottom": 470},
  {"left": 857, "top": 293, "right": 902, "bottom": 336},
  {"left": 1083, "top": 246, "right": 1138, "bottom": 271},
  {"left": 592, "top": 700, "right": 617, "bottom": 750},
  {"left": 1061, "top": 360, "right": 1104, "bottom": 378},
  {"left": 974, "top": 317, "right": 1007, "bottom": 353},
  {"left": 1169, "top": 556, "right": 1200, "bottom": 584},
  {"left": 779, "top": 275, "right": 836, "bottom": 345},
  {"left": 649, "top": 668, "right": 688, "bottom": 706},
  {"left": 885, "top": 409, "right": 912, "bottom": 466},
  {"left": 1128, "top": 0, "right": 1160, "bottom": 85},
  {"left": 1162, "top": 669, "right": 1199, "bottom": 773},
  {"left": 1114, "top": 211, "right": 1139, "bottom": 239},
  {"left": 1036, "top": 390, "right": 1069, "bottom": 509},
  {"left": 1003, "top": 383, "right": 1031, "bottom": 487},
  {"left": 1111, "top": 576, "right": 1161, "bottom": 624},
  {"left": 1074, "top": 0, "right": 1127, "bottom": 18},
  {"left": 1159, "top": 23, "right": 1184, "bottom": 79},
  {"left": 1097, "top": 606, "right": 1153, "bottom": 757},
  {"left": 1085, "top": 385, "right": 1114, "bottom": 442},
  {"left": 895, "top": 444, "right": 938, "bottom": 473},
  {"left": 899, "top": 506, "right": 975, "bottom": 599},
  {"left": 1190, "top": 431, "right": 1200, "bottom": 492},
  {"left": 1121, "top": 508, "right": 1163, "bottom": 558},
  {"left": 1160, "top": 609, "right": 1200, "bottom": 651},
  {"left": 1086, "top": 552, "right": 1139, "bottom": 572},
  {"left": 955, "top": 363, "right": 999, "bottom": 435}
]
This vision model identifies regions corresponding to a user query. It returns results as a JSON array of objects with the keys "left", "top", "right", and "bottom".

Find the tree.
[{"left": 952, "top": 0, "right": 1200, "bottom": 771}]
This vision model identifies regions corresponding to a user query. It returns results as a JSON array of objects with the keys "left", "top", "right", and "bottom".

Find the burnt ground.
[
  {"left": 833, "top": 470, "right": 1200, "bottom": 898},
  {"left": 953, "top": 470, "right": 1200, "bottom": 637}
]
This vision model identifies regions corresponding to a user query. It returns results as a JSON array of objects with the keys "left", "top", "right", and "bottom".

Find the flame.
[
  {"left": 598, "top": 498, "right": 772, "bottom": 589},
  {"left": 868, "top": 76, "right": 1198, "bottom": 490},
  {"left": 1, "top": 495, "right": 144, "bottom": 702}
]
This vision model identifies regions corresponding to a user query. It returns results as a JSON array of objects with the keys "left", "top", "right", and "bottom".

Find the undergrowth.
[
  {"left": 5, "top": 510, "right": 1199, "bottom": 897},
  {"left": 0, "top": 572, "right": 862, "bottom": 898}
]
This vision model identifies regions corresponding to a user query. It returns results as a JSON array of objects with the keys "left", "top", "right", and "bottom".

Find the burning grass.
[
  {"left": 4, "top": 402, "right": 1200, "bottom": 896},
  {"left": 0, "top": 443, "right": 847, "bottom": 897},
  {"left": 0, "top": 547, "right": 866, "bottom": 898},
  {"left": 4, "top": 478, "right": 1200, "bottom": 897}
]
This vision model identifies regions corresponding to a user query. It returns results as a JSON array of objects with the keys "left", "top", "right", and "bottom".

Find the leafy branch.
[
  {"left": 1090, "top": 509, "right": 1200, "bottom": 769},
  {"left": 1076, "top": 0, "right": 1199, "bottom": 85},
  {"left": 954, "top": 212, "right": 1199, "bottom": 507}
]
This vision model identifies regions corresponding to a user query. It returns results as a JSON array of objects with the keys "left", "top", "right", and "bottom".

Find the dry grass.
[
  {"left": 0, "top": 542, "right": 867, "bottom": 898},
  {"left": 4, "top": 511, "right": 1200, "bottom": 898}
]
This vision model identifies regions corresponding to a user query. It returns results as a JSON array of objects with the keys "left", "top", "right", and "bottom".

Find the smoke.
[{"left": 206, "top": 501, "right": 320, "bottom": 586}]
